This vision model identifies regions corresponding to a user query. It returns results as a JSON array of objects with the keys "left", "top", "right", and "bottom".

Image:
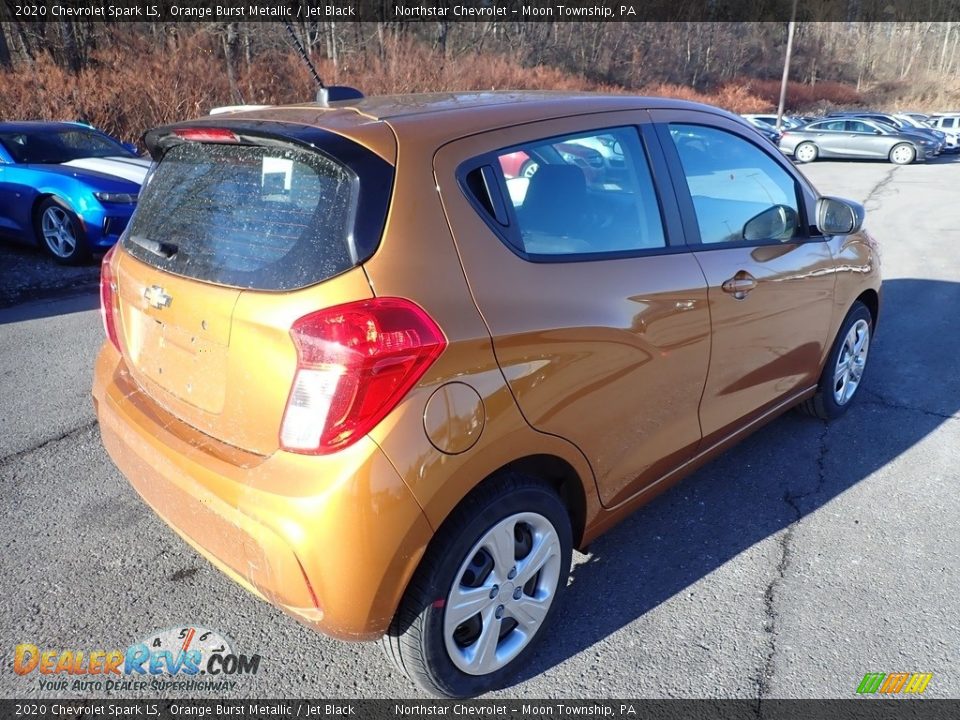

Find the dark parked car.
[
  {"left": 743, "top": 113, "right": 805, "bottom": 130},
  {"left": 780, "top": 117, "right": 938, "bottom": 164},
  {"left": 740, "top": 116, "right": 782, "bottom": 145},
  {"left": 0, "top": 121, "right": 150, "bottom": 263}
]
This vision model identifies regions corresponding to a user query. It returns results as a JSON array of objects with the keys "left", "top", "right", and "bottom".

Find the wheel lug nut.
[
  {"left": 508, "top": 566, "right": 517, "bottom": 580},
  {"left": 489, "top": 585, "right": 499, "bottom": 599},
  {"left": 513, "top": 588, "right": 523, "bottom": 600},
  {"left": 495, "top": 605, "right": 504, "bottom": 619}
]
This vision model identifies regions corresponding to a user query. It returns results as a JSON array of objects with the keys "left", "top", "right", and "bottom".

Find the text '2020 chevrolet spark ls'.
[{"left": 93, "top": 92, "right": 880, "bottom": 697}]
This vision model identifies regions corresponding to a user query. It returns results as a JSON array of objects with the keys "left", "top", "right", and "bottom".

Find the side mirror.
[
  {"left": 743, "top": 204, "right": 798, "bottom": 242},
  {"left": 816, "top": 196, "right": 865, "bottom": 235},
  {"left": 873, "top": 129, "right": 883, "bottom": 135}
]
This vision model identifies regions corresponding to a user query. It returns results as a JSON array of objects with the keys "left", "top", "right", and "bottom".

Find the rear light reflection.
[
  {"left": 280, "top": 298, "right": 447, "bottom": 455},
  {"left": 100, "top": 245, "right": 122, "bottom": 353}
]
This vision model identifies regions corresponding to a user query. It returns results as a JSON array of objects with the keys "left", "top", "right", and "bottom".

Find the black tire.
[
  {"left": 794, "top": 142, "right": 818, "bottom": 163},
  {"left": 800, "top": 301, "right": 873, "bottom": 420},
  {"left": 519, "top": 159, "right": 539, "bottom": 178},
  {"left": 34, "top": 197, "right": 90, "bottom": 265},
  {"left": 381, "top": 473, "right": 573, "bottom": 698},
  {"left": 888, "top": 142, "right": 916, "bottom": 165}
]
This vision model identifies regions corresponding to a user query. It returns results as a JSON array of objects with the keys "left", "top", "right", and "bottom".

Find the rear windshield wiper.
[{"left": 128, "top": 235, "right": 178, "bottom": 259}]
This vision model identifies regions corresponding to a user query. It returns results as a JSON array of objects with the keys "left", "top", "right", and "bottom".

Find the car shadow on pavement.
[
  {"left": 930, "top": 153, "right": 960, "bottom": 164},
  {"left": 509, "top": 277, "right": 960, "bottom": 689},
  {"left": 0, "top": 241, "right": 101, "bottom": 319},
  {"left": 792, "top": 155, "right": 960, "bottom": 166},
  {"left": 0, "top": 291, "right": 100, "bottom": 324}
]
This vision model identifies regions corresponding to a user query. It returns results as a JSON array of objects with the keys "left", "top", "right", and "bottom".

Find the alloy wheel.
[
  {"left": 795, "top": 143, "right": 817, "bottom": 162},
  {"left": 833, "top": 318, "right": 870, "bottom": 405},
  {"left": 891, "top": 144, "right": 915, "bottom": 165},
  {"left": 443, "top": 512, "right": 562, "bottom": 676},
  {"left": 41, "top": 206, "right": 78, "bottom": 259}
]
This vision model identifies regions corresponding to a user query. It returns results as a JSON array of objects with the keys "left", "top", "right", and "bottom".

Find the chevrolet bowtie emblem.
[{"left": 144, "top": 285, "right": 172, "bottom": 310}]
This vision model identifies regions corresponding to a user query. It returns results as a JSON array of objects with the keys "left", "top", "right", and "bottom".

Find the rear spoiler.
[{"left": 142, "top": 120, "right": 354, "bottom": 161}]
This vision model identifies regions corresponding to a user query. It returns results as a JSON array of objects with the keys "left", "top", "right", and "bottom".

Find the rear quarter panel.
[{"left": 361, "top": 118, "right": 603, "bottom": 541}]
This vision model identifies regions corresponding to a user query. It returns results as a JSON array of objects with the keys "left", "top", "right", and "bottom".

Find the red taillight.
[
  {"left": 280, "top": 298, "right": 447, "bottom": 455},
  {"left": 100, "top": 245, "right": 122, "bottom": 353},
  {"left": 173, "top": 127, "right": 240, "bottom": 143}
]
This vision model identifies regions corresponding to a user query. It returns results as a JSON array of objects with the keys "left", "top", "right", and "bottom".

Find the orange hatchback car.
[{"left": 93, "top": 92, "right": 880, "bottom": 696}]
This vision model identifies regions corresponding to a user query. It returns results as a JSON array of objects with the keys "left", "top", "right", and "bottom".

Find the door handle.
[{"left": 721, "top": 271, "right": 758, "bottom": 300}]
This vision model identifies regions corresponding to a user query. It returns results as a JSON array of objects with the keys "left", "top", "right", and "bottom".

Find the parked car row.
[
  {"left": 1, "top": 104, "right": 954, "bottom": 271},
  {"left": 779, "top": 117, "right": 940, "bottom": 165},
  {"left": 742, "top": 110, "right": 960, "bottom": 165}
]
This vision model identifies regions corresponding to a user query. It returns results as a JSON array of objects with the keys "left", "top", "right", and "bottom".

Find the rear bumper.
[{"left": 92, "top": 343, "right": 433, "bottom": 640}]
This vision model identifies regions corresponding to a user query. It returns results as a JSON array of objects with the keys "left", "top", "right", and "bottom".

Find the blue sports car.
[{"left": 0, "top": 121, "right": 152, "bottom": 264}]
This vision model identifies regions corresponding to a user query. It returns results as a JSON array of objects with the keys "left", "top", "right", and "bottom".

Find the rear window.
[{"left": 124, "top": 142, "right": 362, "bottom": 290}]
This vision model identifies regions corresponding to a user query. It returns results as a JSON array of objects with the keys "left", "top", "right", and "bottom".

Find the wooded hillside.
[{"left": 2, "top": 22, "right": 958, "bottom": 143}]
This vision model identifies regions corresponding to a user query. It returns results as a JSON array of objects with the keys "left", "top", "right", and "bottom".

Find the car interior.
[{"left": 501, "top": 130, "right": 667, "bottom": 256}]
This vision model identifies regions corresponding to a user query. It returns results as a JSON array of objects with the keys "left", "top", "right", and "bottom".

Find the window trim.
[
  {"left": 455, "top": 122, "right": 689, "bottom": 264},
  {"left": 652, "top": 113, "right": 821, "bottom": 251},
  {"left": 805, "top": 121, "right": 844, "bottom": 133}
]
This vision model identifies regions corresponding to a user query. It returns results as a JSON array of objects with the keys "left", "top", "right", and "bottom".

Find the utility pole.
[{"left": 776, "top": 0, "right": 798, "bottom": 131}]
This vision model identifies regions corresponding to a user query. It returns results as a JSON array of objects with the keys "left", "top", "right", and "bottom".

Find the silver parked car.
[{"left": 780, "top": 118, "right": 938, "bottom": 165}]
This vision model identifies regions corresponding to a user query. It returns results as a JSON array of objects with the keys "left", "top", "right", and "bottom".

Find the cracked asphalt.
[{"left": 1, "top": 155, "right": 959, "bottom": 700}]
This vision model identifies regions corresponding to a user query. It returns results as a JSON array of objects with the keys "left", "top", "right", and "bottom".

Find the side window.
[
  {"left": 822, "top": 120, "right": 846, "bottom": 132},
  {"left": 490, "top": 127, "right": 667, "bottom": 257},
  {"left": 848, "top": 121, "right": 872, "bottom": 133},
  {"left": 943, "top": 118, "right": 956, "bottom": 129},
  {"left": 668, "top": 124, "right": 802, "bottom": 246}
]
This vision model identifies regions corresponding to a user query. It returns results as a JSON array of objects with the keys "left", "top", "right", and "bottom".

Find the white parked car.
[{"left": 926, "top": 115, "right": 960, "bottom": 153}]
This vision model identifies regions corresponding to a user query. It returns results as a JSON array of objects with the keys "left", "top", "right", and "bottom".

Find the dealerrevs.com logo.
[{"left": 14, "top": 626, "right": 261, "bottom": 692}]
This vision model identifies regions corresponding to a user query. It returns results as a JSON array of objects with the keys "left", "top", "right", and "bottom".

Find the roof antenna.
[{"left": 283, "top": 21, "right": 363, "bottom": 106}]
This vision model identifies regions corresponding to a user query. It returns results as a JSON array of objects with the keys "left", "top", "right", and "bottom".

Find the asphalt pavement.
[{"left": 1, "top": 155, "right": 958, "bottom": 700}]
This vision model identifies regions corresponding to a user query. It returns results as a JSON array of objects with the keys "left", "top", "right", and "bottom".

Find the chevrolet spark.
[{"left": 93, "top": 92, "right": 880, "bottom": 697}]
